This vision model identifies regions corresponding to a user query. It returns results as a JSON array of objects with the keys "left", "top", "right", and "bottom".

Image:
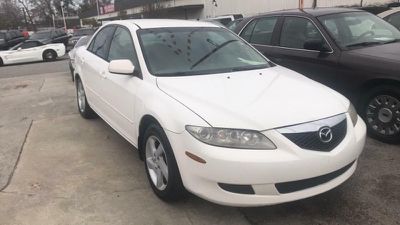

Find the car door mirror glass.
[
  {"left": 304, "top": 39, "right": 330, "bottom": 52},
  {"left": 109, "top": 59, "right": 135, "bottom": 75}
]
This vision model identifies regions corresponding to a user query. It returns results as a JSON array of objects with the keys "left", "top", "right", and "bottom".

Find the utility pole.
[
  {"left": 61, "top": 1, "right": 67, "bottom": 30},
  {"left": 96, "top": 0, "right": 100, "bottom": 21},
  {"left": 299, "top": 0, "right": 304, "bottom": 9}
]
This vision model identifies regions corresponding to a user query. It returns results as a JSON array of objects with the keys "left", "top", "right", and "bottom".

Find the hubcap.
[
  {"left": 46, "top": 52, "right": 53, "bottom": 59},
  {"left": 366, "top": 95, "right": 400, "bottom": 136},
  {"left": 145, "top": 136, "right": 168, "bottom": 191},
  {"left": 77, "top": 82, "right": 86, "bottom": 112}
]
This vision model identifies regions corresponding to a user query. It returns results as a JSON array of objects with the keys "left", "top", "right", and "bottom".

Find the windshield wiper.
[
  {"left": 191, "top": 40, "right": 238, "bottom": 69},
  {"left": 346, "top": 41, "right": 383, "bottom": 48}
]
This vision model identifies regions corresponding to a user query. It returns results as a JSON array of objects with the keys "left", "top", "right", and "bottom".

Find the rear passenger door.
[{"left": 80, "top": 25, "right": 116, "bottom": 114}]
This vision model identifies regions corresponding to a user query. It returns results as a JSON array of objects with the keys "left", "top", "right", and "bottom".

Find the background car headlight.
[
  {"left": 348, "top": 103, "right": 358, "bottom": 126},
  {"left": 186, "top": 126, "right": 276, "bottom": 150}
]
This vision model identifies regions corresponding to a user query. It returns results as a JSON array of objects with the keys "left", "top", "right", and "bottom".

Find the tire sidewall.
[
  {"left": 142, "top": 124, "right": 185, "bottom": 200},
  {"left": 360, "top": 85, "right": 400, "bottom": 144}
]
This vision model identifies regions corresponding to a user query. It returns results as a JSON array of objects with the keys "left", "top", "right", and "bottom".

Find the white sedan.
[
  {"left": 0, "top": 40, "right": 65, "bottom": 66},
  {"left": 74, "top": 20, "right": 366, "bottom": 207}
]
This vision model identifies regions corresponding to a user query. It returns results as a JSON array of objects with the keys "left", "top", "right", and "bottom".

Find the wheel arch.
[
  {"left": 357, "top": 78, "right": 400, "bottom": 105},
  {"left": 137, "top": 114, "right": 163, "bottom": 161}
]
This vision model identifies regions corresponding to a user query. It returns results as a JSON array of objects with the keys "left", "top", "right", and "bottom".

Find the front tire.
[
  {"left": 142, "top": 123, "right": 186, "bottom": 201},
  {"left": 43, "top": 50, "right": 57, "bottom": 62},
  {"left": 361, "top": 85, "right": 400, "bottom": 144},
  {"left": 76, "top": 78, "right": 97, "bottom": 119}
]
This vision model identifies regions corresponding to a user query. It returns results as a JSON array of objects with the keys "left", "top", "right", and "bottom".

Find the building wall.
[{"left": 202, "top": 0, "right": 393, "bottom": 18}]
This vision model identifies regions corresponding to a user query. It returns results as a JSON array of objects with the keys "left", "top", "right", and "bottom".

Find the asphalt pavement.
[{"left": 0, "top": 58, "right": 399, "bottom": 225}]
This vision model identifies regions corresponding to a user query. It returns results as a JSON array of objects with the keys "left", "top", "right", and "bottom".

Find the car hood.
[
  {"left": 347, "top": 42, "right": 400, "bottom": 63},
  {"left": 156, "top": 66, "right": 349, "bottom": 130}
]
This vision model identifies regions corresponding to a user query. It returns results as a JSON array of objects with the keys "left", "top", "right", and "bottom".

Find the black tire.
[
  {"left": 43, "top": 50, "right": 57, "bottom": 62},
  {"left": 142, "top": 123, "right": 186, "bottom": 201},
  {"left": 0, "top": 57, "right": 3, "bottom": 66},
  {"left": 75, "top": 78, "right": 97, "bottom": 119},
  {"left": 69, "top": 60, "right": 74, "bottom": 82},
  {"left": 360, "top": 85, "right": 400, "bottom": 144}
]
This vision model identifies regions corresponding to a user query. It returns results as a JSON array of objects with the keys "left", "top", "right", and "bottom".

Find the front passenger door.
[
  {"left": 101, "top": 26, "right": 142, "bottom": 144},
  {"left": 274, "top": 16, "right": 341, "bottom": 89}
]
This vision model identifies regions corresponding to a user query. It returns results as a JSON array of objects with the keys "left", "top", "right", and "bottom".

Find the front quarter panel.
[{"left": 134, "top": 79, "right": 209, "bottom": 135}]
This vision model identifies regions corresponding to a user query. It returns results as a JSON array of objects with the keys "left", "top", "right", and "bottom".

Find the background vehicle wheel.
[
  {"left": 142, "top": 123, "right": 186, "bottom": 201},
  {"left": 76, "top": 78, "right": 97, "bottom": 119},
  {"left": 43, "top": 50, "right": 57, "bottom": 62},
  {"left": 360, "top": 85, "right": 400, "bottom": 144}
]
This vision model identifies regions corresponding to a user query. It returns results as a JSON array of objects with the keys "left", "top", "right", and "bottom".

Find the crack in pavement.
[{"left": 0, "top": 120, "right": 33, "bottom": 192}]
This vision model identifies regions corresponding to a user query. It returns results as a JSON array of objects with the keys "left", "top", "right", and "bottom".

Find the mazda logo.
[{"left": 319, "top": 127, "right": 333, "bottom": 143}]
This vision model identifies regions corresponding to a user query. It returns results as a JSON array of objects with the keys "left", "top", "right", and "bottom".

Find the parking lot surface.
[{"left": 0, "top": 59, "right": 399, "bottom": 225}]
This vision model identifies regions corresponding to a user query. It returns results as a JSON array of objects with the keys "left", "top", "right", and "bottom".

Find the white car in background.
[
  {"left": 68, "top": 35, "right": 91, "bottom": 81},
  {"left": 74, "top": 20, "right": 366, "bottom": 207},
  {"left": 0, "top": 40, "right": 65, "bottom": 66}
]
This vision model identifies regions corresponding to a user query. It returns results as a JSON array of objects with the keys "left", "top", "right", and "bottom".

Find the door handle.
[{"left": 100, "top": 71, "right": 107, "bottom": 79}]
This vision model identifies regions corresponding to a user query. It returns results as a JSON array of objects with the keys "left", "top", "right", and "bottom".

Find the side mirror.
[
  {"left": 108, "top": 59, "right": 135, "bottom": 75},
  {"left": 304, "top": 39, "right": 330, "bottom": 52},
  {"left": 17, "top": 47, "right": 22, "bottom": 51}
]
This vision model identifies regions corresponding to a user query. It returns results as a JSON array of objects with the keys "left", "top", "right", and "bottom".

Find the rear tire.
[
  {"left": 360, "top": 85, "right": 400, "bottom": 144},
  {"left": 43, "top": 50, "right": 57, "bottom": 62},
  {"left": 75, "top": 78, "right": 97, "bottom": 119},
  {"left": 142, "top": 123, "right": 186, "bottom": 201}
]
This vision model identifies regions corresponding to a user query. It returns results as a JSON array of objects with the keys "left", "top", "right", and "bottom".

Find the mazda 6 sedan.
[{"left": 73, "top": 20, "right": 366, "bottom": 207}]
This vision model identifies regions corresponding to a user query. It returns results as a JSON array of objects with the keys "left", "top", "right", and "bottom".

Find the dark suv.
[
  {"left": 30, "top": 29, "right": 70, "bottom": 47},
  {"left": 234, "top": 8, "right": 400, "bottom": 143},
  {"left": 0, "top": 30, "right": 26, "bottom": 50}
]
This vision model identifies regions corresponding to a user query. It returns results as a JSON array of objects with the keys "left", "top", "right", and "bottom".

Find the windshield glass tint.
[
  {"left": 31, "top": 31, "right": 51, "bottom": 39},
  {"left": 138, "top": 27, "right": 270, "bottom": 76},
  {"left": 319, "top": 12, "right": 400, "bottom": 49}
]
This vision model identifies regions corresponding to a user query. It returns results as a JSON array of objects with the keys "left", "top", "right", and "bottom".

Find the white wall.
[{"left": 201, "top": 0, "right": 393, "bottom": 18}]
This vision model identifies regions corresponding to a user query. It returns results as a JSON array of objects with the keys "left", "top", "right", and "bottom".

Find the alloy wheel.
[
  {"left": 366, "top": 95, "right": 400, "bottom": 136},
  {"left": 145, "top": 136, "right": 169, "bottom": 191},
  {"left": 77, "top": 81, "right": 86, "bottom": 112}
]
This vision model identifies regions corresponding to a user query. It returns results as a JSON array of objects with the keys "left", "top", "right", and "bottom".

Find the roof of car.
[
  {"left": 108, "top": 19, "right": 220, "bottom": 29},
  {"left": 378, "top": 7, "right": 400, "bottom": 18},
  {"left": 252, "top": 7, "right": 363, "bottom": 18}
]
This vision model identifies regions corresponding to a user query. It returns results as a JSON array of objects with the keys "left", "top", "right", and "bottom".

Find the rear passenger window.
[
  {"left": 108, "top": 27, "right": 140, "bottom": 72},
  {"left": 88, "top": 26, "right": 115, "bottom": 60},
  {"left": 386, "top": 12, "right": 400, "bottom": 30},
  {"left": 250, "top": 17, "right": 278, "bottom": 45}
]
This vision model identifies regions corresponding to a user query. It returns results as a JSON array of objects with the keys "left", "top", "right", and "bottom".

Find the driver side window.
[
  {"left": 108, "top": 26, "right": 140, "bottom": 73},
  {"left": 280, "top": 17, "right": 326, "bottom": 50},
  {"left": 21, "top": 42, "right": 39, "bottom": 49}
]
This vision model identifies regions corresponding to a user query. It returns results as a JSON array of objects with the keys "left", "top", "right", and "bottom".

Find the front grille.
[
  {"left": 278, "top": 114, "right": 347, "bottom": 152},
  {"left": 275, "top": 161, "right": 355, "bottom": 194}
]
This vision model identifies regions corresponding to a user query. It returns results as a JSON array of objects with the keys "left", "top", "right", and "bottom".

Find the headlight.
[
  {"left": 185, "top": 126, "right": 276, "bottom": 150},
  {"left": 348, "top": 103, "right": 358, "bottom": 126}
]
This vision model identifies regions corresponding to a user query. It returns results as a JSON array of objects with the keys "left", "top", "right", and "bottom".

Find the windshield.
[
  {"left": 138, "top": 27, "right": 271, "bottom": 76},
  {"left": 318, "top": 12, "right": 400, "bottom": 49},
  {"left": 74, "top": 29, "right": 94, "bottom": 36},
  {"left": 31, "top": 31, "right": 51, "bottom": 39},
  {"left": 0, "top": 33, "right": 5, "bottom": 39}
]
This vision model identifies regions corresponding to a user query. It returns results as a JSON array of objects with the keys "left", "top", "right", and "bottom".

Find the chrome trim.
[
  {"left": 277, "top": 114, "right": 346, "bottom": 134},
  {"left": 239, "top": 15, "right": 334, "bottom": 54}
]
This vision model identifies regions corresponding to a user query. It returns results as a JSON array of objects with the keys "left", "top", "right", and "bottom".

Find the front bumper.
[{"left": 166, "top": 114, "right": 366, "bottom": 207}]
